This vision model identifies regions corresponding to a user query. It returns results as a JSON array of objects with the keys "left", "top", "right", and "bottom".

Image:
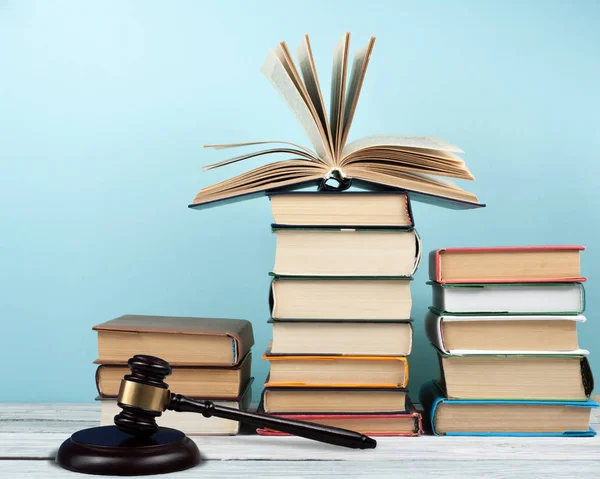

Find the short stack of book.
[
  {"left": 420, "top": 246, "right": 597, "bottom": 436},
  {"left": 93, "top": 314, "right": 255, "bottom": 435},
  {"left": 258, "top": 191, "right": 423, "bottom": 437}
]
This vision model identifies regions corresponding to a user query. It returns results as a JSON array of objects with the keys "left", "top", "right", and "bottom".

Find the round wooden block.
[{"left": 55, "top": 426, "right": 201, "bottom": 476}]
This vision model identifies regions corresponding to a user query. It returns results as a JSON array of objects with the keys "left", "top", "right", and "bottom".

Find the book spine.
[
  {"left": 94, "top": 366, "right": 103, "bottom": 397},
  {"left": 428, "top": 249, "right": 441, "bottom": 282},
  {"left": 582, "top": 357, "right": 594, "bottom": 397},
  {"left": 404, "top": 192, "right": 416, "bottom": 228}
]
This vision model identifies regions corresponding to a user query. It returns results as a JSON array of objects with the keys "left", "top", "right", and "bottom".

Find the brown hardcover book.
[
  {"left": 257, "top": 398, "right": 422, "bottom": 437},
  {"left": 272, "top": 228, "right": 421, "bottom": 277},
  {"left": 262, "top": 386, "right": 408, "bottom": 414},
  {"left": 425, "top": 311, "right": 585, "bottom": 354},
  {"left": 419, "top": 380, "right": 596, "bottom": 435},
  {"left": 438, "top": 350, "right": 594, "bottom": 401},
  {"left": 269, "top": 191, "right": 414, "bottom": 227},
  {"left": 429, "top": 246, "right": 585, "bottom": 284},
  {"left": 269, "top": 320, "right": 413, "bottom": 356},
  {"left": 270, "top": 277, "right": 412, "bottom": 320},
  {"left": 96, "top": 352, "right": 252, "bottom": 398},
  {"left": 93, "top": 314, "right": 254, "bottom": 366},
  {"left": 263, "top": 349, "right": 408, "bottom": 388},
  {"left": 98, "top": 379, "right": 254, "bottom": 435}
]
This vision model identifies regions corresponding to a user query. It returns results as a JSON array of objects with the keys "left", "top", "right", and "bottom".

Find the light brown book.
[
  {"left": 190, "top": 34, "right": 482, "bottom": 210},
  {"left": 269, "top": 191, "right": 414, "bottom": 227},
  {"left": 262, "top": 387, "right": 407, "bottom": 414},
  {"left": 257, "top": 411, "right": 422, "bottom": 437},
  {"left": 434, "top": 402, "right": 593, "bottom": 434},
  {"left": 421, "top": 381, "right": 595, "bottom": 435},
  {"left": 93, "top": 315, "right": 254, "bottom": 366},
  {"left": 425, "top": 311, "right": 586, "bottom": 354},
  {"left": 270, "top": 320, "right": 412, "bottom": 356},
  {"left": 438, "top": 352, "right": 593, "bottom": 400},
  {"left": 270, "top": 277, "right": 412, "bottom": 320},
  {"left": 96, "top": 352, "right": 252, "bottom": 398},
  {"left": 263, "top": 350, "right": 408, "bottom": 388},
  {"left": 272, "top": 228, "right": 421, "bottom": 277},
  {"left": 429, "top": 246, "right": 585, "bottom": 284},
  {"left": 99, "top": 379, "right": 253, "bottom": 435}
]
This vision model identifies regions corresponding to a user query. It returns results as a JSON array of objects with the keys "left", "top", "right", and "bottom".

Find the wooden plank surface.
[
  {"left": 3, "top": 459, "right": 600, "bottom": 479},
  {"left": 1, "top": 403, "right": 600, "bottom": 478},
  {"left": 3, "top": 431, "right": 600, "bottom": 461}
]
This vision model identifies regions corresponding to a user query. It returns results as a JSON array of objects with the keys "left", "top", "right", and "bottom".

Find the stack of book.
[
  {"left": 258, "top": 191, "right": 423, "bottom": 437},
  {"left": 186, "top": 33, "right": 485, "bottom": 435},
  {"left": 420, "top": 246, "right": 597, "bottom": 436},
  {"left": 93, "top": 314, "right": 255, "bottom": 435}
]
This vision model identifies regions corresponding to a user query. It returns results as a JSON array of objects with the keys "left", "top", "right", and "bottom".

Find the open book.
[{"left": 191, "top": 33, "right": 482, "bottom": 209}]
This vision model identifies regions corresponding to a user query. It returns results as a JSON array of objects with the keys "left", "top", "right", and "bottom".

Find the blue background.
[{"left": 1, "top": 0, "right": 599, "bottom": 402}]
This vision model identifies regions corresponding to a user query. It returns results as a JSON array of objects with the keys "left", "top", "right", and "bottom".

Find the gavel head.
[{"left": 113, "top": 354, "right": 173, "bottom": 437}]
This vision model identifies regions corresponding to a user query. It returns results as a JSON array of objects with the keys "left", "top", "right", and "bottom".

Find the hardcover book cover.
[
  {"left": 263, "top": 351, "right": 409, "bottom": 388},
  {"left": 98, "top": 379, "right": 254, "bottom": 435},
  {"left": 256, "top": 398, "right": 422, "bottom": 437},
  {"left": 429, "top": 246, "right": 586, "bottom": 284},
  {"left": 190, "top": 172, "right": 484, "bottom": 211},
  {"left": 269, "top": 276, "right": 413, "bottom": 321},
  {"left": 425, "top": 310, "right": 588, "bottom": 355},
  {"left": 436, "top": 348, "right": 594, "bottom": 401},
  {"left": 267, "top": 190, "right": 416, "bottom": 229},
  {"left": 272, "top": 227, "right": 422, "bottom": 278},
  {"left": 95, "top": 352, "right": 253, "bottom": 398},
  {"left": 93, "top": 314, "right": 254, "bottom": 366},
  {"left": 428, "top": 281, "right": 586, "bottom": 315},
  {"left": 420, "top": 380, "right": 597, "bottom": 437},
  {"left": 260, "top": 386, "right": 410, "bottom": 414}
]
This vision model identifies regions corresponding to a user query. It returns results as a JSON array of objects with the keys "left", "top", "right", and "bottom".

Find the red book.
[
  {"left": 429, "top": 246, "right": 585, "bottom": 284},
  {"left": 257, "top": 409, "right": 422, "bottom": 437}
]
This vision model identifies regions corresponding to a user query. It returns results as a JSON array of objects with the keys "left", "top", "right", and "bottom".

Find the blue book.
[{"left": 419, "top": 380, "right": 597, "bottom": 437}]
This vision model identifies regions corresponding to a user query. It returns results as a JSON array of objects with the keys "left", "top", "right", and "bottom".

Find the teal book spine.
[{"left": 419, "top": 381, "right": 597, "bottom": 437}]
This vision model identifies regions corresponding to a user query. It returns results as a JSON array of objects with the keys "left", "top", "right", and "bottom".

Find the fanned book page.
[{"left": 191, "top": 33, "right": 483, "bottom": 210}]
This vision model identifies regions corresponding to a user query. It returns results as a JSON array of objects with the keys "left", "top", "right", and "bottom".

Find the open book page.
[
  {"left": 261, "top": 49, "right": 331, "bottom": 162},
  {"left": 391, "top": 147, "right": 466, "bottom": 164},
  {"left": 329, "top": 32, "right": 351, "bottom": 161},
  {"left": 345, "top": 165, "right": 480, "bottom": 204},
  {"left": 276, "top": 43, "right": 334, "bottom": 163},
  {"left": 342, "top": 134, "right": 465, "bottom": 158},
  {"left": 340, "top": 37, "right": 376, "bottom": 149},
  {"left": 205, "top": 140, "right": 316, "bottom": 157},
  {"left": 344, "top": 148, "right": 466, "bottom": 167},
  {"left": 192, "top": 160, "right": 326, "bottom": 206},
  {"left": 296, "top": 35, "right": 334, "bottom": 158},
  {"left": 342, "top": 151, "right": 474, "bottom": 180},
  {"left": 358, "top": 162, "right": 471, "bottom": 181},
  {"left": 203, "top": 147, "right": 322, "bottom": 171}
]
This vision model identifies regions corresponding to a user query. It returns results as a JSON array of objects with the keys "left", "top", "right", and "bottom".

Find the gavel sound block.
[{"left": 56, "top": 354, "right": 377, "bottom": 476}]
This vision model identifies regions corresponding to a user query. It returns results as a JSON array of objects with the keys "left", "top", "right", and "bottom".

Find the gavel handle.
[{"left": 167, "top": 393, "right": 377, "bottom": 449}]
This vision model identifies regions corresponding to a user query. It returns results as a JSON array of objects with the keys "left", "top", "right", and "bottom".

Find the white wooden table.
[{"left": 1, "top": 404, "right": 599, "bottom": 478}]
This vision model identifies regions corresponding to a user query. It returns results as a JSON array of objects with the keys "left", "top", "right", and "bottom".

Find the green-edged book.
[
  {"left": 435, "top": 346, "right": 594, "bottom": 401},
  {"left": 271, "top": 226, "right": 421, "bottom": 278},
  {"left": 429, "top": 281, "right": 585, "bottom": 315},
  {"left": 269, "top": 276, "right": 412, "bottom": 320}
]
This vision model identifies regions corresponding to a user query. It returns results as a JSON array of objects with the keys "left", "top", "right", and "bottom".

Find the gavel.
[{"left": 114, "top": 354, "right": 377, "bottom": 449}]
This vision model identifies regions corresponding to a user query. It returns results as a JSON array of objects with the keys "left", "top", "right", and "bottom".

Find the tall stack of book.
[
  {"left": 186, "top": 33, "right": 485, "bottom": 433},
  {"left": 93, "top": 314, "right": 255, "bottom": 435},
  {"left": 257, "top": 191, "right": 422, "bottom": 437},
  {"left": 420, "top": 246, "right": 597, "bottom": 436}
]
